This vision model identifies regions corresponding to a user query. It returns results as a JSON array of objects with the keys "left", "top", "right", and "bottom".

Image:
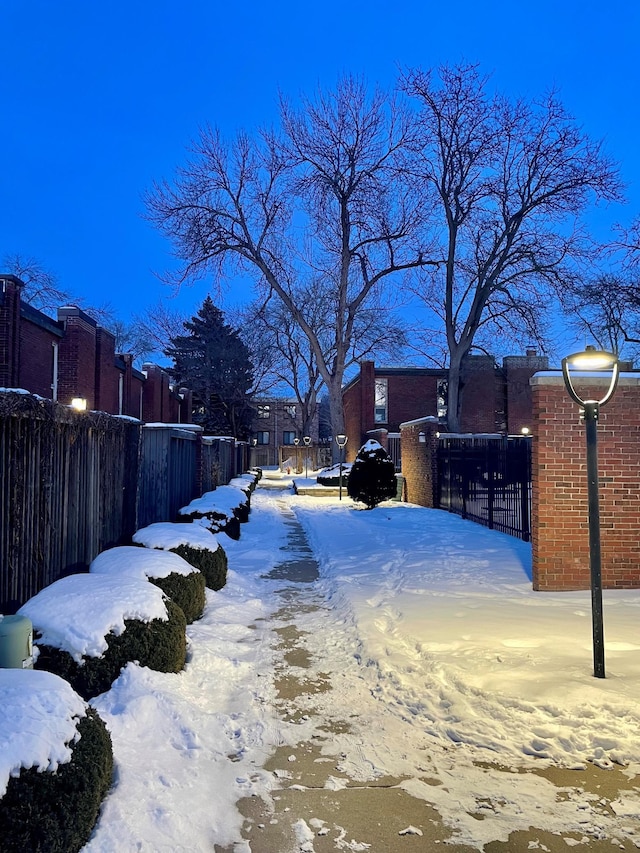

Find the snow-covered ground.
[{"left": 3, "top": 472, "right": 640, "bottom": 850}]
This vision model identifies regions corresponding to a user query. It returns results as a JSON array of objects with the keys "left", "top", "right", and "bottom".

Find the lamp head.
[
  {"left": 70, "top": 397, "right": 87, "bottom": 412},
  {"left": 335, "top": 433, "right": 348, "bottom": 448},
  {"left": 562, "top": 345, "right": 620, "bottom": 408}
]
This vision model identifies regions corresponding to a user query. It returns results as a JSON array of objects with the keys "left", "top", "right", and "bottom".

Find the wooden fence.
[{"left": 0, "top": 393, "right": 242, "bottom": 612}]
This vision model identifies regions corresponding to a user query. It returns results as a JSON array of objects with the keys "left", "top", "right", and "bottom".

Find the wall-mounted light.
[
  {"left": 70, "top": 397, "right": 87, "bottom": 412},
  {"left": 418, "top": 432, "right": 426, "bottom": 444},
  {"left": 520, "top": 426, "right": 530, "bottom": 435}
]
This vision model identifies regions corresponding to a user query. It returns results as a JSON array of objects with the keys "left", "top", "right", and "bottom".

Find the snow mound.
[
  {"left": 19, "top": 574, "right": 168, "bottom": 662},
  {"left": 0, "top": 669, "right": 87, "bottom": 797},
  {"left": 132, "top": 522, "right": 220, "bottom": 552},
  {"left": 90, "top": 545, "right": 197, "bottom": 578}
]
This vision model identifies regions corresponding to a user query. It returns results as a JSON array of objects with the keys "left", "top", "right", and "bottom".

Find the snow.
[
  {"left": 132, "top": 521, "right": 221, "bottom": 552},
  {"left": 179, "top": 485, "right": 248, "bottom": 521},
  {"left": 18, "top": 574, "right": 169, "bottom": 662},
  {"left": 0, "top": 669, "right": 87, "bottom": 797},
  {"left": 4, "top": 480, "right": 640, "bottom": 850},
  {"left": 90, "top": 545, "right": 197, "bottom": 579}
]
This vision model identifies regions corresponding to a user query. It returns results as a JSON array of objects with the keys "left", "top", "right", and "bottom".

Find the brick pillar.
[
  {"left": 0, "top": 275, "right": 23, "bottom": 388},
  {"left": 531, "top": 372, "right": 640, "bottom": 591},
  {"left": 400, "top": 417, "right": 440, "bottom": 507},
  {"left": 57, "top": 306, "right": 97, "bottom": 408}
]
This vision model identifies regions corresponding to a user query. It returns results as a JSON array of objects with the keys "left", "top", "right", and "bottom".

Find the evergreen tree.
[
  {"left": 347, "top": 440, "right": 397, "bottom": 510},
  {"left": 166, "top": 297, "right": 254, "bottom": 438}
]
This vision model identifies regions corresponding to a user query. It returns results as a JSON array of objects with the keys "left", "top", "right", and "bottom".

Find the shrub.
[
  {"left": 34, "top": 599, "right": 187, "bottom": 700},
  {"left": 170, "top": 543, "right": 228, "bottom": 591},
  {"left": 317, "top": 463, "right": 351, "bottom": 487},
  {"left": 150, "top": 570, "right": 206, "bottom": 623},
  {"left": 347, "top": 440, "right": 397, "bottom": 509},
  {"left": 0, "top": 708, "right": 113, "bottom": 853}
]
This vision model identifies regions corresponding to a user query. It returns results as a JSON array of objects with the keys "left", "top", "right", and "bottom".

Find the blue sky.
[{"left": 1, "top": 1, "right": 638, "bottom": 354}]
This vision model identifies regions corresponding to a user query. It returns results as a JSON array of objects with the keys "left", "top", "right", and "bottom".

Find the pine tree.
[
  {"left": 166, "top": 297, "right": 254, "bottom": 438},
  {"left": 347, "top": 440, "right": 397, "bottom": 510}
]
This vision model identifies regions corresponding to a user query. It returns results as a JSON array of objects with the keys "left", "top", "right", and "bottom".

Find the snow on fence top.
[{"left": 19, "top": 574, "right": 169, "bottom": 662}]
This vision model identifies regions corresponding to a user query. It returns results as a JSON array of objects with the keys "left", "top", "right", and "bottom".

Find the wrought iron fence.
[{"left": 436, "top": 434, "right": 532, "bottom": 541}]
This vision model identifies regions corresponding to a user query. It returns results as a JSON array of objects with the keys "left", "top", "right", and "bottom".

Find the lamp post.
[
  {"left": 561, "top": 345, "right": 620, "bottom": 679},
  {"left": 335, "top": 434, "right": 348, "bottom": 501},
  {"left": 303, "top": 435, "right": 311, "bottom": 478}
]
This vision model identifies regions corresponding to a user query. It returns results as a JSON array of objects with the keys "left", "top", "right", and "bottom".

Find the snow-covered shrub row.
[
  {"left": 0, "top": 669, "right": 113, "bottom": 853},
  {"left": 90, "top": 545, "right": 206, "bottom": 623},
  {"left": 19, "top": 574, "right": 187, "bottom": 700},
  {"left": 133, "top": 522, "right": 228, "bottom": 591}
]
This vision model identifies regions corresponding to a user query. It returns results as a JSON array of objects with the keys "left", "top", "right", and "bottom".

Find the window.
[
  {"left": 437, "top": 379, "right": 448, "bottom": 421},
  {"left": 256, "top": 431, "right": 270, "bottom": 445},
  {"left": 374, "top": 378, "right": 388, "bottom": 424},
  {"left": 257, "top": 404, "right": 270, "bottom": 419},
  {"left": 284, "top": 404, "right": 296, "bottom": 417},
  {"left": 283, "top": 431, "right": 297, "bottom": 445}
]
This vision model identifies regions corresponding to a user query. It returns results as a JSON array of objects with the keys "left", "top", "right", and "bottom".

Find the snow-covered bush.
[
  {"left": 132, "top": 522, "right": 228, "bottom": 591},
  {"left": 0, "top": 669, "right": 113, "bottom": 853},
  {"left": 178, "top": 486, "right": 249, "bottom": 539},
  {"left": 90, "top": 545, "right": 206, "bottom": 623},
  {"left": 317, "top": 462, "right": 352, "bottom": 487},
  {"left": 19, "top": 574, "right": 187, "bottom": 700},
  {"left": 346, "top": 440, "right": 397, "bottom": 509}
]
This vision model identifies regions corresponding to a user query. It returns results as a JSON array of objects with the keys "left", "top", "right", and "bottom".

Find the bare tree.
[
  {"left": 402, "top": 64, "right": 623, "bottom": 431},
  {"left": 563, "top": 273, "right": 640, "bottom": 358},
  {"left": 146, "top": 77, "right": 433, "bottom": 457},
  {"left": 2, "top": 254, "right": 70, "bottom": 312}
]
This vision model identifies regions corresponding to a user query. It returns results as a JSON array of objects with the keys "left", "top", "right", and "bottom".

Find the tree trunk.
[
  {"left": 446, "top": 351, "right": 464, "bottom": 433},
  {"left": 326, "top": 378, "right": 346, "bottom": 464}
]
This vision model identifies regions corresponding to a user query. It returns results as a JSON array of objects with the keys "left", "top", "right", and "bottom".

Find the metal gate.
[{"left": 436, "top": 435, "right": 532, "bottom": 541}]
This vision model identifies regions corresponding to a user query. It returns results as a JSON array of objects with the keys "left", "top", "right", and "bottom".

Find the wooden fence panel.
[{"left": 0, "top": 393, "right": 140, "bottom": 612}]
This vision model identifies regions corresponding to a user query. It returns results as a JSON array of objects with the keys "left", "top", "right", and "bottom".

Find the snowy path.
[{"left": 84, "top": 481, "right": 640, "bottom": 851}]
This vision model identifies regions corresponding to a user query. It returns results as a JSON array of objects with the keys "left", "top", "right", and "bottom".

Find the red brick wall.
[
  {"left": 503, "top": 353, "right": 549, "bottom": 434},
  {"left": 460, "top": 356, "right": 502, "bottom": 433},
  {"left": 400, "top": 418, "right": 439, "bottom": 507},
  {"left": 18, "top": 320, "right": 60, "bottom": 397},
  {"left": 532, "top": 373, "right": 640, "bottom": 590},
  {"left": 95, "top": 327, "right": 119, "bottom": 413},
  {"left": 388, "top": 374, "right": 439, "bottom": 429},
  {"left": 57, "top": 309, "right": 97, "bottom": 408},
  {"left": 0, "top": 277, "right": 22, "bottom": 387}
]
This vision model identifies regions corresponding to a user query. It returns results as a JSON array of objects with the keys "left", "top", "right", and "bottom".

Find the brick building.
[
  {"left": 0, "top": 274, "right": 191, "bottom": 423},
  {"left": 342, "top": 350, "right": 548, "bottom": 459},
  {"left": 249, "top": 397, "right": 320, "bottom": 467}
]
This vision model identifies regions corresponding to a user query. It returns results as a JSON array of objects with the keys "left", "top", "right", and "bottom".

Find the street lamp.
[
  {"left": 335, "top": 433, "right": 348, "bottom": 501},
  {"left": 561, "top": 345, "right": 620, "bottom": 678},
  {"left": 303, "top": 436, "right": 311, "bottom": 478}
]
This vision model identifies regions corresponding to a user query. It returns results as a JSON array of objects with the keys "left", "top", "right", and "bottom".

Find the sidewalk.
[{"left": 216, "top": 484, "right": 639, "bottom": 853}]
